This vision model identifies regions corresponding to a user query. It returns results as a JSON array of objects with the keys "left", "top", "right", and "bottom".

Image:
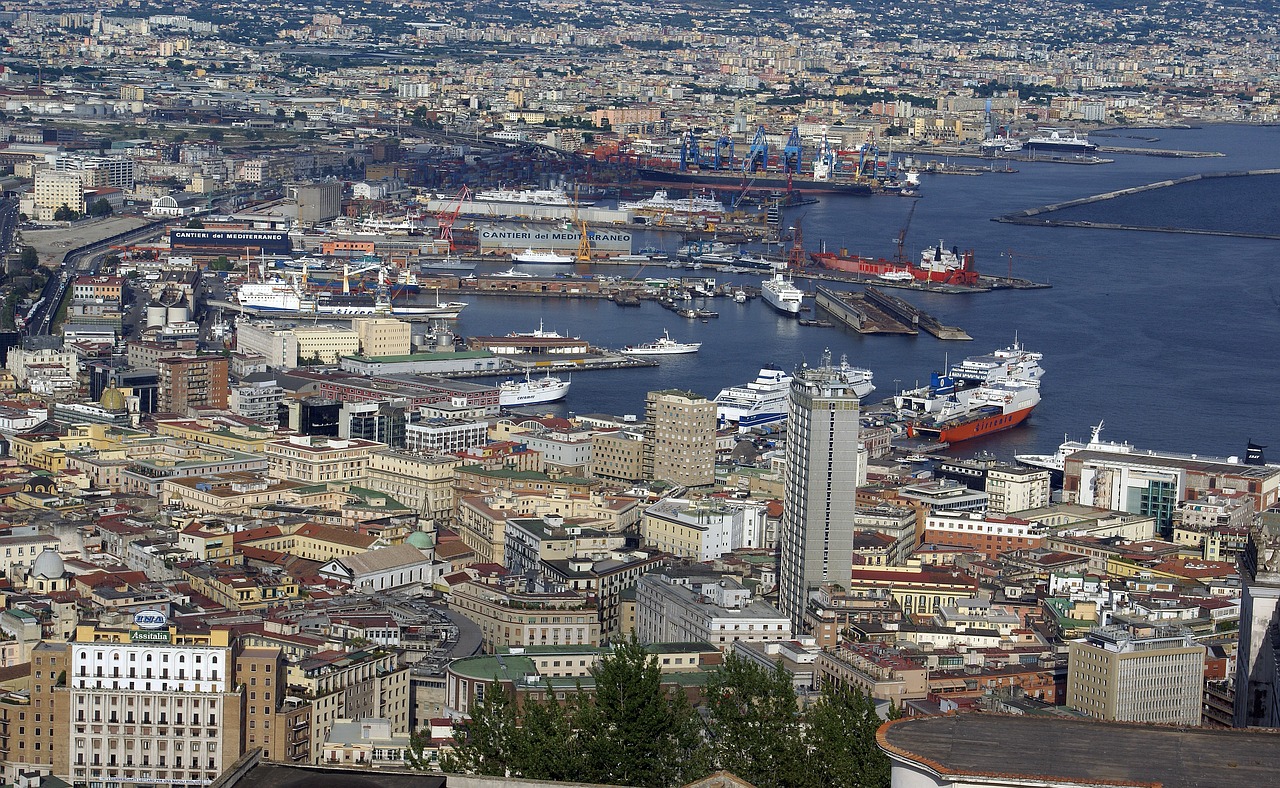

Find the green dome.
[{"left": 405, "top": 530, "right": 433, "bottom": 549}]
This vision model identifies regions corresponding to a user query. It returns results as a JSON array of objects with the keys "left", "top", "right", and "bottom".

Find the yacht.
[{"left": 621, "top": 329, "right": 701, "bottom": 356}]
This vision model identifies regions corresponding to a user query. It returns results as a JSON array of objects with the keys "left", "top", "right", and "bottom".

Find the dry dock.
[
  {"left": 863, "top": 287, "right": 971, "bottom": 341},
  {"left": 815, "top": 286, "right": 917, "bottom": 335}
]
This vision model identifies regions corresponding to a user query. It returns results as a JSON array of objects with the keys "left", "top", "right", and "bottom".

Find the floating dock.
[
  {"left": 863, "top": 287, "right": 972, "bottom": 341},
  {"left": 815, "top": 286, "right": 917, "bottom": 335}
]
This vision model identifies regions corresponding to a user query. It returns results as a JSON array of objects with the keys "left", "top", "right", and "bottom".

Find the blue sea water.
[{"left": 431, "top": 124, "right": 1280, "bottom": 462}]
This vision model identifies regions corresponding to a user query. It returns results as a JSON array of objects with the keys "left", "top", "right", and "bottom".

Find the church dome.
[
  {"left": 32, "top": 548, "right": 65, "bottom": 580},
  {"left": 405, "top": 530, "right": 433, "bottom": 550},
  {"left": 99, "top": 386, "right": 127, "bottom": 412}
]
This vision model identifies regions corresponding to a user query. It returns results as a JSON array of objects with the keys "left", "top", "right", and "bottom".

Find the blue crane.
[
  {"left": 744, "top": 125, "right": 769, "bottom": 172},
  {"left": 781, "top": 126, "right": 803, "bottom": 174}
]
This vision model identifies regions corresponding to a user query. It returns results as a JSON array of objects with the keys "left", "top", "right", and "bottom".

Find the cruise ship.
[
  {"left": 235, "top": 278, "right": 466, "bottom": 318},
  {"left": 472, "top": 187, "right": 591, "bottom": 207},
  {"left": 1024, "top": 130, "right": 1098, "bottom": 155},
  {"left": 619, "top": 190, "right": 726, "bottom": 215},
  {"left": 714, "top": 367, "right": 794, "bottom": 430},
  {"left": 761, "top": 271, "right": 805, "bottom": 316},
  {"left": 499, "top": 371, "right": 571, "bottom": 407}
]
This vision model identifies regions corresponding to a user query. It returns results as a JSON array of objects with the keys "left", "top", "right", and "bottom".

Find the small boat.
[
  {"left": 621, "top": 329, "right": 701, "bottom": 356},
  {"left": 493, "top": 268, "right": 535, "bottom": 278}
]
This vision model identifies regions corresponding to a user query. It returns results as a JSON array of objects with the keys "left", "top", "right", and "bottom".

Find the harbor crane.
[
  {"left": 744, "top": 125, "right": 769, "bottom": 173},
  {"left": 781, "top": 126, "right": 803, "bottom": 174},
  {"left": 435, "top": 186, "right": 470, "bottom": 252}
]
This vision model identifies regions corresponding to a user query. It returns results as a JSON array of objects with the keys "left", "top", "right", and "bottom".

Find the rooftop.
[{"left": 879, "top": 714, "right": 1280, "bottom": 788}]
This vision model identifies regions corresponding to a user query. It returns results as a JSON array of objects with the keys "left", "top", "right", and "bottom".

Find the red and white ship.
[{"left": 810, "top": 239, "right": 979, "bottom": 287}]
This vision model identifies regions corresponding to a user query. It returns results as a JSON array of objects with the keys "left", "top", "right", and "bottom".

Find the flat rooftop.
[{"left": 879, "top": 714, "right": 1280, "bottom": 788}]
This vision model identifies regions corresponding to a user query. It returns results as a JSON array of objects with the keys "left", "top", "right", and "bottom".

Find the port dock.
[{"left": 863, "top": 287, "right": 971, "bottom": 340}]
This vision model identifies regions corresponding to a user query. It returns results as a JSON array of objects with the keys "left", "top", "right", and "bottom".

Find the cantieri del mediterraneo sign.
[
  {"left": 478, "top": 227, "right": 632, "bottom": 252},
  {"left": 130, "top": 609, "right": 171, "bottom": 643}
]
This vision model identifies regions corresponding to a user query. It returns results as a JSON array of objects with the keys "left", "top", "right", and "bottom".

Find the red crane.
[{"left": 436, "top": 186, "right": 471, "bottom": 252}]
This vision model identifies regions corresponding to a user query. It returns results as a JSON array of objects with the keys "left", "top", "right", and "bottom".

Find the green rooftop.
[{"left": 343, "top": 351, "right": 494, "bottom": 363}]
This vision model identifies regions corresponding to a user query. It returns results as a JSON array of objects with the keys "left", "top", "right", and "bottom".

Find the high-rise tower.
[{"left": 779, "top": 352, "right": 863, "bottom": 631}]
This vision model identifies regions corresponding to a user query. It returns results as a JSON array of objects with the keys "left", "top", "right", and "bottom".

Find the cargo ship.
[
  {"left": 637, "top": 167, "right": 876, "bottom": 195},
  {"left": 810, "top": 240, "right": 979, "bottom": 287}
]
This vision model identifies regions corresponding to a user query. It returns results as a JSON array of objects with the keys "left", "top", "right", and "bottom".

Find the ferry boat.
[
  {"left": 499, "top": 370, "right": 571, "bottom": 407},
  {"left": 1016, "top": 421, "right": 1268, "bottom": 473},
  {"left": 898, "top": 377, "right": 1041, "bottom": 444},
  {"left": 511, "top": 248, "right": 576, "bottom": 264},
  {"left": 620, "top": 329, "right": 701, "bottom": 356},
  {"left": 714, "top": 367, "right": 793, "bottom": 430},
  {"left": 761, "top": 271, "right": 805, "bottom": 316},
  {"left": 948, "top": 337, "right": 1044, "bottom": 389}
]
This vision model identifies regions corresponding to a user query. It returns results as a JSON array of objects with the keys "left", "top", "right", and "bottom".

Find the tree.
[
  {"left": 208, "top": 255, "right": 233, "bottom": 271},
  {"left": 704, "top": 654, "right": 806, "bottom": 788},
  {"left": 89, "top": 199, "right": 113, "bottom": 218},
  {"left": 577, "top": 639, "right": 710, "bottom": 788},
  {"left": 207, "top": 128, "right": 224, "bottom": 142},
  {"left": 438, "top": 682, "right": 520, "bottom": 776},
  {"left": 54, "top": 204, "right": 80, "bottom": 222},
  {"left": 185, "top": 217, "right": 205, "bottom": 229},
  {"left": 510, "top": 685, "right": 584, "bottom": 781},
  {"left": 18, "top": 247, "right": 39, "bottom": 270},
  {"left": 804, "top": 684, "right": 893, "bottom": 788}
]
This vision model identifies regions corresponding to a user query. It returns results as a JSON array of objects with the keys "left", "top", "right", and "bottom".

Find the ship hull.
[
  {"left": 915, "top": 405, "right": 1033, "bottom": 443},
  {"left": 637, "top": 168, "right": 875, "bottom": 195}
]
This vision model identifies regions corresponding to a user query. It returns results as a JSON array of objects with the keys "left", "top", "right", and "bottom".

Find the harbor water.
[{"left": 437, "top": 124, "right": 1280, "bottom": 461}]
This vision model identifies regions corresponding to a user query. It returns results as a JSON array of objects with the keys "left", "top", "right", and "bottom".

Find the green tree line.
[{"left": 413, "top": 640, "right": 892, "bottom": 788}]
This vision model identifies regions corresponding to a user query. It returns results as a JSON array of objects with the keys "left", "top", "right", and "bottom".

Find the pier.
[
  {"left": 863, "top": 287, "right": 972, "bottom": 341},
  {"left": 996, "top": 169, "right": 1280, "bottom": 238}
]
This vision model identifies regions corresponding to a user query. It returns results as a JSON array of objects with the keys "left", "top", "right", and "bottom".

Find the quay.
[
  {"left": 863, "top": 287, "right": 972, "bottom": 341},
  {"left": 1094, "top": 145, "right": 1224, "bottom": 158},
  {"left": 814, "top": 286, "right": 918, "bottom": 336},
  {"left": 440, "top": 352, "right": 659, "bottom": 379}
]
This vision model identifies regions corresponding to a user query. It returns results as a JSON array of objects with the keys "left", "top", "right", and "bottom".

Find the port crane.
[
  {"left": 435, "top": 186, "right": 471, "bottom": 252},
  {"left": 894, "top": 198, "right": 920, "bottom": 264}
]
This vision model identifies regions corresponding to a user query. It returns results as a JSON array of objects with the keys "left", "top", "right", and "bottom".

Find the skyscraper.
[{"left": 779, "top": 354, "right": 863, "bottom": 631}]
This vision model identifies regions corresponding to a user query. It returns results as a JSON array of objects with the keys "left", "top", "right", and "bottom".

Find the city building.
[
  {"left": 779, "top": 360, "right": 862, "bottom": 631},
  {"left": 65, "top": 617, "right": 244, "bottom": 788},
  {"left": 157, "top": 355, "right": 229, "bottom": 414},
  {"left": 352, "top": 318, "right": 412, "bottom": 358},
  {"left": 590, "top": 427, "right": 646, "bottom": 483},
  {"left": 640, "top": 497, "right": 766, "bottom": 561},
  {"left": 447, "top": 579, "right": 601, "bottom": 652},
  {"left": 1235, "top": 513, "right": 1280, "bottom": 728},
  {"left": 31, "top": 169, "right": 86, "bottom": 221},
  {"left": 634, "top": 571, "right": 791, "bottom": 649},
  {"left": 642, "top": 389, "right": 716, "bottom": 487},
  {"left": 264, "top": 435, "right": 382, "bottom": 483},
  {"left": 1067, "top": 622, "right": 1206, "bottom": 725}
]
